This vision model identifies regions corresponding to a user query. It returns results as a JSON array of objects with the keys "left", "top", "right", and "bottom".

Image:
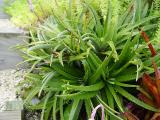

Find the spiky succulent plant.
[{"left": 17, "top": 0, "right": 160, "bottom": 120}]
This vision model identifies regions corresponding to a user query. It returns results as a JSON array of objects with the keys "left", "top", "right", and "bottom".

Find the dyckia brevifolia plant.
[{"left": 16, "top": 0, "right": 160, "bottom": 120}]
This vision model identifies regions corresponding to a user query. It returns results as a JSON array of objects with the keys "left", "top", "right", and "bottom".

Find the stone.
[
  {"left": 6, "top": 100, "right": 23, "bottom": 111},
  {"left": 0, "top": 35, "right": 23, "bottom": 70},
  {"left": 0, "top": 19, "right": 24, "bottom": 34},
  {"left": 0, "top": 111, "right": 22, "bottom": 120}
]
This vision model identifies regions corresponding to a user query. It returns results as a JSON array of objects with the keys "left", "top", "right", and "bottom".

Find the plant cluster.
[{"left": 11, "top": 0, "right": 160, "bottom": 120}]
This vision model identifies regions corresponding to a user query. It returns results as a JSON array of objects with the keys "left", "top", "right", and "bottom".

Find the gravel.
[
  {"left": 0, "top": 68, "right": 41, "bottom": 120},
  {"left": 0, "top": 69, "right": 26, "bottom": 111}
]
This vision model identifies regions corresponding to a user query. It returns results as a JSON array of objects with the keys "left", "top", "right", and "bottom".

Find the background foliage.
[
  {"left": 4, "top": 0, "right": 132, "bottom": 28},
  {"left": 4, "top": 0, "right": 54, "bottom": 28}
]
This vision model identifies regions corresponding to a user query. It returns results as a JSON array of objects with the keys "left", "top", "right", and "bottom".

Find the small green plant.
[{"left": 17, "top": 0, "right": 160, "bottom": 120}]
